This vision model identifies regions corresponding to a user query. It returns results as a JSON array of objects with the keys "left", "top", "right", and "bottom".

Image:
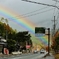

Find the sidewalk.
[{"left": 40, "top": 53, "right": 55, "bottom": 59}]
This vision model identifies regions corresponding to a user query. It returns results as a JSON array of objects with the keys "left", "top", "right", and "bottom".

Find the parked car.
[
  {"left": 40, "top": 49, "right": 46, "bottom": 54},
  {"left": 33, "top": 50, "right": 38, "bottom": 54}
]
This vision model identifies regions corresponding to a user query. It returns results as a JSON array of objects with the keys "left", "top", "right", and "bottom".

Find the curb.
[{"left": 43, "top": 53, "right": 49, "bottom": 58}]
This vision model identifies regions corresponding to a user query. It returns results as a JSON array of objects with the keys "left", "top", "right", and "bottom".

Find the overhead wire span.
[{"left": 23, "top": 8, "right": 54, "bottom": 17}]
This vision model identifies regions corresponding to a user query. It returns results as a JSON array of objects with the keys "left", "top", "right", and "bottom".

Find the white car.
[
  {"left": 33, "top": 50, "right": 38, "bottom": 54},
  {"left": 40, "top": 49, "right": 46, "bottom": 54}
]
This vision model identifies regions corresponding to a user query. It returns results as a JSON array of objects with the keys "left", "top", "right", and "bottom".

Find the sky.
[{"left": 0, "top": 0, "right": 59, "bottom": 32}]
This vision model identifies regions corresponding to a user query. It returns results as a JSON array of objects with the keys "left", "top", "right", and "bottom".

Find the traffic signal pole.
[
  {"left": 47, "top": 28, "right": 50, "bottom": 55},
  {"left": 45, "top": 28, "right": 50, "bottom": 55}
]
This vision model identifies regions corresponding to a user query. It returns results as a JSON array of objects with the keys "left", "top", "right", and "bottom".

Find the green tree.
[
  {"left": 0, "top": 17, "right": 8, "bottom": 24},
  {"left": 0, "top": 22, "right": 5, "bottom": 37},
  {"left": 7, "top": 39, "right": 16, "bottom": 54},
  {"left": 15, "top": 31, "right": 32, "bottom": 47}
]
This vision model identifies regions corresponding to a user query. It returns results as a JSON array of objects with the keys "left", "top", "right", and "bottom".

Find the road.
[{"left": 0, "top": 52, "right": 48, "bottom": 59}]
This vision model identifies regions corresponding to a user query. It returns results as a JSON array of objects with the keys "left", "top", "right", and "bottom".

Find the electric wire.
[
  {"left": 1, "top": 7, "right": 54, "bottom": 24},
  {"left": 0, "top": 1, "right": 56, "bottom": 27},
  {"left": 20, "top": 6, "right": 49, "bottom": 16},
  {"left": 22, "top": 8, "right": 54, "bottom": 17},
  {"left": 53, "top": 0, "right": 58, "bottom": 16},
  {"left": 21, "top": 0, "right": 59, "bottom": 27},
  {"left": 5, "top": 7, "right": 54, "bottom": 26},
  {"left": 22, "top": 0, "right": 59, "bottom": 9}
]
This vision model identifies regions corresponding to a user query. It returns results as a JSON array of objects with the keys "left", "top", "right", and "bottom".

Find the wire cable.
[
  {"left": 2, "top": 8, "right": 54, "bottom": 27},
  {"left": 22, "top": 0, "right": 59, "bottom": 9},
  {"left": 1, "top": 7, "right": 54, "bottom": 21},
  {"left": 22, "top": 8, "right": 54, "bottom": 17},
  {"left": 20, "top": 7, "right": 50, "bottom": 16}
]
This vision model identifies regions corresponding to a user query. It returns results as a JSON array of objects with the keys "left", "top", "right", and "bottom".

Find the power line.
[
  {"left": 21, "top": 7, "right": 50, "bottom": 16},
  {"left": 1, "top": 7, "right": 54, "bottom": 21},
  {"left": 22, "top": 0, "right": 58, "bottom": 33},
  {"left": 22, "top": 0, "right": 59, "bottom": 9},
  {"left": 0, "top": 7, "right": 54, "bottom": 27},
  {"left": 21, "top": 0, "right": 59, "bottom": 28},
  {"left": 0, "top": 1, "right": 56, "bottom": 27},
  {"left": 23, "top": 8, "right": 54, "bottom": 17},
  {"left": 5, "top": 8, "right": 55, "bottom": 27},
  {"left": 53, "top": 0, "right": 58, "bottom": 16},
  {"left": 8, "top": 6, "right": 53, "bottom": 19}
]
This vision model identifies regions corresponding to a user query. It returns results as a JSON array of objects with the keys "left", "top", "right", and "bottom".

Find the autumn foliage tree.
[
  {"left": 0, "top": 17, "right": 32, "bottom": 53},
  {"left": 52, "top": 34, "right": 59, "bottom": 53}
]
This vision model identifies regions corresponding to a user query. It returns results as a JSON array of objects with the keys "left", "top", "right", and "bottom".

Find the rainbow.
[
  {"left": 38, "top": 35, "right": 48, "bottom": 46},
  {"left": 0, "top": 5, "right": 49, "bottom": 47},
  {"left": 0, "top": 5, "right": 35, "bottom": 34}
]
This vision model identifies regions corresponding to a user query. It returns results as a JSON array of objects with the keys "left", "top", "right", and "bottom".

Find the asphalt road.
[{"left": 0, "top": 52, "right": 47, "bottom": 59}]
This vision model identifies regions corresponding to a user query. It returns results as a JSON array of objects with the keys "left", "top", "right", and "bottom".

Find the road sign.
[
  {"left": 35, "top": 33, "right": 45, "bottom": 37},
  {"left": 35, "top": 27, "right": 45, "bottom": 34},
  {"left": 35, "top": 27, "right": 45, "bottom": 37}
]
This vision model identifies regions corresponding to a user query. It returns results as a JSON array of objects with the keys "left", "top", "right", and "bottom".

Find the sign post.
[
  {"left": 35, "top": 27, "right": 50, "bottom": 55},
  {"left": 47, "top": 28, "right": 50, "bottom": 55}
]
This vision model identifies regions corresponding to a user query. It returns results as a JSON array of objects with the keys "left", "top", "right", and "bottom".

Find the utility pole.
[
  {"left": 52, "top": 16, "right": 56, "bottom": 36},
  {"left": 54, "top": 16, "right": 56, "bottom": 33}
]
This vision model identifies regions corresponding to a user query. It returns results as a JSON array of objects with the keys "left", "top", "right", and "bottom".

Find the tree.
[
  {"left": 0, "top": 17, "right": 8, "bottom": 24},
  {"left": 14, "top": 31, "right": 32, "bottom": 50},
  {"left": 0, "top": 17, "right": 8, "bottom": 39},
  {"left": 0, "top": 22, "right": 5, "bottom": 37},
  {"left": 0, "top": 17, "right": 32, "bottom": 53},
  {"left": 52, "top": 35, "right": 59, "bottom": 53},
  {"left": 7, "top": 39, "right": 16, "bottom": 54}
]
